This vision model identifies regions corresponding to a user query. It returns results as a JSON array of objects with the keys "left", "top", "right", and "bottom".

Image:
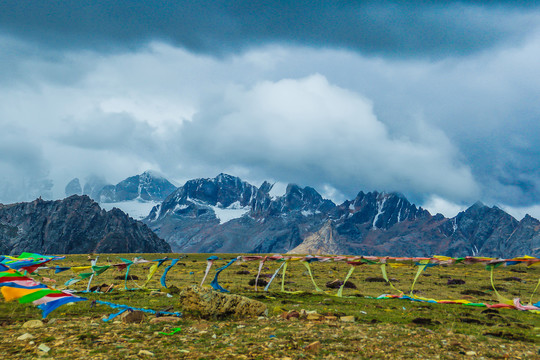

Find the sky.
[{"left": 1, "top": 1, "right": 539, "bottom": 219}]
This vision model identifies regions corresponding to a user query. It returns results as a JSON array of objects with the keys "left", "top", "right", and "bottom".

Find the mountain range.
[
  {"left": 142, "top": 173, "right": 540, "bottom": 257},
  {"left": 2, "top": 172, "right": 538, "bottom": 257},
  {"left": 66, "top": 170, "right": 176, "bottom": 203}
]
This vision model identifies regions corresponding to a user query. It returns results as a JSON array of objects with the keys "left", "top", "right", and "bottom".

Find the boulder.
[
  {"left": 178, "top": 286, "right": 267, "bottom": 318},
  {"left": 120, "top": 310, "right": 146, "bottom": 323},
  {"left": 22, "top": 320, "right": 44, "bottom": 329}
]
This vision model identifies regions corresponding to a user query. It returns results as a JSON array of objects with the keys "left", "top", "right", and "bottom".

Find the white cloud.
[
  {"left": 422, "top": 195, "right": 468, "bottom": 218},
  {"left": 181, "top": 74, "right": 479, "bottom": 201},
  {"left": 1, "top": 36, "right": 539, "bottom": 211},
  {"left": 500, "top": 205, "right": 540, "bottom": 221}
]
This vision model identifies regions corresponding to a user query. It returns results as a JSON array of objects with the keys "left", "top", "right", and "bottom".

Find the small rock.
[
  {"left": 324, "top": 316, "right": 338, "bottom": 321},
  {"left": 138, "top": 350, "right": 155, "bottom": 356},
  {"left": 412, "top": 317, "right": 440, "bottom": 326},
  {"left": 340, "top": 316, "right": 355, "bottom": 323},
  {"left": 121, "top": 310, "right": 146, "bottom": 324},
  {"left": 149, "top": 316, "right": 181, "bottom": 324},
  {"left": 465, "top": 351, "right": 477, "bottom": 356},
  {"left": 164, "top": 285, "right": 180, "bottom": 294},
  {"left": 17, "top": 333, "right": 35, "bottom": 341},
  {"left": 325, "top": 279, "right": 357, "bottom": 289},
  {"left": 307, "top": 314, "right": 323, "bottom": 321},
  {"left": 248, "top": 278, "right": 268, "bottom": 287},
  {"left": 447, "top": 278, "right": 466, "bottom": 285},
  {"left": 281, "top": 310, "right": 300, "bottom": 320},
  {"left": 22, "top": 320, "right": 44, "bottom": 329},
  {"left": 38, "top": 344, "right": 51, "bottom": 353},
  {"left": 304, "top": 341, "right": 321, "bottom": 353}
]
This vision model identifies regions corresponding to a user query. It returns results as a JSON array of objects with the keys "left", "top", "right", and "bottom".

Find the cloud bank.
[{"left": 1, "top": 2, "right": 540, "bottom": 220}]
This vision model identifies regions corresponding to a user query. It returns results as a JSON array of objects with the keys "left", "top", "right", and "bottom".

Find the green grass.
[{"left": 1, "top": 253, "right": 539, "bottom": 359}]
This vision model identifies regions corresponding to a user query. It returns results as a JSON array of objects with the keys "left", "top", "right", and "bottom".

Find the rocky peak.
[
  {"left": 0, "top": 195, "right": 170, "bottom": 254},
  {"left": 96, "top": 171, "right": 177, "bottom": 203},
  {"left": 520, "top": 214, "right": 539, "bottom": 225},
  {"left": 259, "top": 181, "right": 274, "bottom": 194},
  {"left": 65, "top": 178, "right": 82, "bottom": 197},
  {"left": 446, "top": 202, "right": 519, "bottom": 257},
  {"left": 174, "top": 173, "right": 257, "bottom": 208},
  {"left": 288, "top": 220, "right": 341, "bottom": 255},
  {"left": 275, "top": 184, "right": 335, "bottom": 214},
  {"left": 148, "top": 174, "right": 261, "bottom": 222},
  {"left": 454, "top": 203, "right": 517, "bottom": 235},
  {"left": 347, "top": 191, "right": 427, "bottom": 230}
]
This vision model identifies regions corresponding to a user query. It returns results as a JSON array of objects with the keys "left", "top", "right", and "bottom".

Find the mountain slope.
[
  {"left": 145, "top": 174, "right": 332, "bottom": 253},
  {"left": 0, "top": 195, "right": 171, "bottom": 255},
  {"left": 97, "top": 171, "right": 177, "bottom": 203}
]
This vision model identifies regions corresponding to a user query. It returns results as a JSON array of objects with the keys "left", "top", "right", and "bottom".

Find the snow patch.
[
  {"left": 372, "top": 197, "right": 387, "bottom": 229},
  {"left": 100, "top": 199, "right": 160, "bottom": 220},
  {"left": 301, "top": 210, "right": 314, "bottom": 217},
  {"left": 173, "top": 204, "right": 189, "bottom": 212},
  {"left": 211, "top": 202, "right": 250, "bottom": 224}
]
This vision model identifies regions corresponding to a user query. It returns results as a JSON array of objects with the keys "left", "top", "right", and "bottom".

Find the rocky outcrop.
[
  {"left": 0, "top": 195, "right": 171, "bottom": 255},
  {"left": 179, "top": 286, "right": 267, "bottom": 318},
  {"left": 289, "top": 220, "right": 341, "bottom": 255},
  {"left": 502, "top": 215, "right": 540, "bottom": 257}
]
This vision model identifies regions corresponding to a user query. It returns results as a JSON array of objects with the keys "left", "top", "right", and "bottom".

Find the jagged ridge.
[
  {"left": 144, "top": 174, "right": 540, "bottom": 257},
  {"left": 0, "top": 195, "right": 171, "bottom": 255}
]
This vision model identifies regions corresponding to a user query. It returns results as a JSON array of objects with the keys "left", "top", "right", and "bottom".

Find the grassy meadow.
[{"left": 1, "top": 253, "right": 539, "bottom": 359}]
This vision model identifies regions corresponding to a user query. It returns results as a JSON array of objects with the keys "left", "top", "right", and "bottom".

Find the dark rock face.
[
  {"left": 146, "top": 174, "right": 327, "bottom": 253},
  {"left": 97, "top": 171, "right": 177, "bottom": 202},
  {"left": 65, "top": 178, "right": 82, "bottom": 197},
  {"left": 0, "top": 195, "right": 171, "bottom": 255},
  {"left": 144, "top": 174, "right": 540, "bottom": 258},
  {"left": 503, "top": 215, "right": 540, "bottom": 257},
  {"left": 442, "top": 202, "right": 519, "bottom": 257}
]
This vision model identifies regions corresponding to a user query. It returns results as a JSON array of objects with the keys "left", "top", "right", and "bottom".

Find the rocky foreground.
[
  {"left": 1, "top": 253, "right": 539, "bottom": 359},
  {"left": 1, "top": 310, "right": 538, "bottom": 359}
]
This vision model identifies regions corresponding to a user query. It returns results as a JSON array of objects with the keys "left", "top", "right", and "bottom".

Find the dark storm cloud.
[{"left": 0, "top": 1, "right": 538, "bottom": 57}]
